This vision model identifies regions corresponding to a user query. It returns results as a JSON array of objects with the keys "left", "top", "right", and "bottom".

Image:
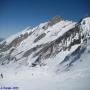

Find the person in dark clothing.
[{"left": 0, "top": 73, "right": 3, "bottom": 78}]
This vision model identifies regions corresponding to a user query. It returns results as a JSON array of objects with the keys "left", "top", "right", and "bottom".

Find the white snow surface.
[{"left": 0, "top": 59, "right": 90, "bottom": 90}]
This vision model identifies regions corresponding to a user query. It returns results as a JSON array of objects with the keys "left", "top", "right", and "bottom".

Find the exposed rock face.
[
  {"left": 42, "top": 16, "right": 62, "bottom": 30},
  {"left": 34, "top": 33, "right": 46, "bottom": 43},
  {"left": 48, "top": 16, "right": 61, "bottom": 26},
  {"left": 0, "top": 32, "right": 32, "bottom": 52},
  {"left": 58, "top": 45, "right": 86, "bottom": 71}
]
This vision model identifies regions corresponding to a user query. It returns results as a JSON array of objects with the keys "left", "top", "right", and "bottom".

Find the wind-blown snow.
[{"left": 0, "top": 63, "right": 90, "bottom": 90}]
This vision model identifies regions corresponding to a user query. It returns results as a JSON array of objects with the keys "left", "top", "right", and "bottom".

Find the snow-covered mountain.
[{"left": 0, "top": 16, "right": 90, "bottom": 90}]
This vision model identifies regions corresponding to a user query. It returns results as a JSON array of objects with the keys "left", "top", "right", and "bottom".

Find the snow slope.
[{"left": 0, "top": 62, "right": 90, "bottom": 90}]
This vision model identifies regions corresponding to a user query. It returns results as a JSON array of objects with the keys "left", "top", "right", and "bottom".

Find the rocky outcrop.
[
  {"left": 0, "top": 32, "right": 32, "bottom": 52},
  {"left": 48, "top": 16, "right": 62, "bottom": 26},
  {"left": 42, "top": 16, "right": 62, "bottom": 30},
  {"left": 34, "top": 33, "right": 46, "bottom": 43}
]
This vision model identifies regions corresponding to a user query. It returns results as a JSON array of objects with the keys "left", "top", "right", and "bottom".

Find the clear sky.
[{"left": 0, "top": 0, "right": 90, "bottom": 38}]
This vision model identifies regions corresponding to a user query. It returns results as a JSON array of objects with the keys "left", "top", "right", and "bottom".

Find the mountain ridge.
[{"left": 0, "top": 16, "right": 90, "bottom": 71}]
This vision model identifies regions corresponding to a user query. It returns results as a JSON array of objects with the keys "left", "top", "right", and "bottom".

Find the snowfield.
[{"left": 0, "top": 64, "right": 90, "bottom": 90}]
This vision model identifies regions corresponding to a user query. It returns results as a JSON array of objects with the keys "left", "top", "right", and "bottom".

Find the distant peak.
[
  {"left": 48, "top": 16, "right": 62, "bottom": 26},
  {"left": 79, "top": 16, "right": 90, "bottom": 24},
  {"left": 50, "top": 16, "right": 62, "bottom": 21}
]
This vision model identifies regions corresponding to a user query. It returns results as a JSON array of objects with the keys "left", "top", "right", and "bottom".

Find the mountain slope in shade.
[{"left": 0, "top": 16, "right": 90, "bottom": 90}]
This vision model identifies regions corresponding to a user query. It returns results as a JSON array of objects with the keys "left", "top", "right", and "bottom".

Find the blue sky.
[{"left": 0, "top": 0, "right": 90, "bottom": 38}]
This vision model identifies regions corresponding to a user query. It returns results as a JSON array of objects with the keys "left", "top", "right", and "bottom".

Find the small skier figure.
[{"left": 0, "top": 73, "right": 3, "bottom": 78}]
